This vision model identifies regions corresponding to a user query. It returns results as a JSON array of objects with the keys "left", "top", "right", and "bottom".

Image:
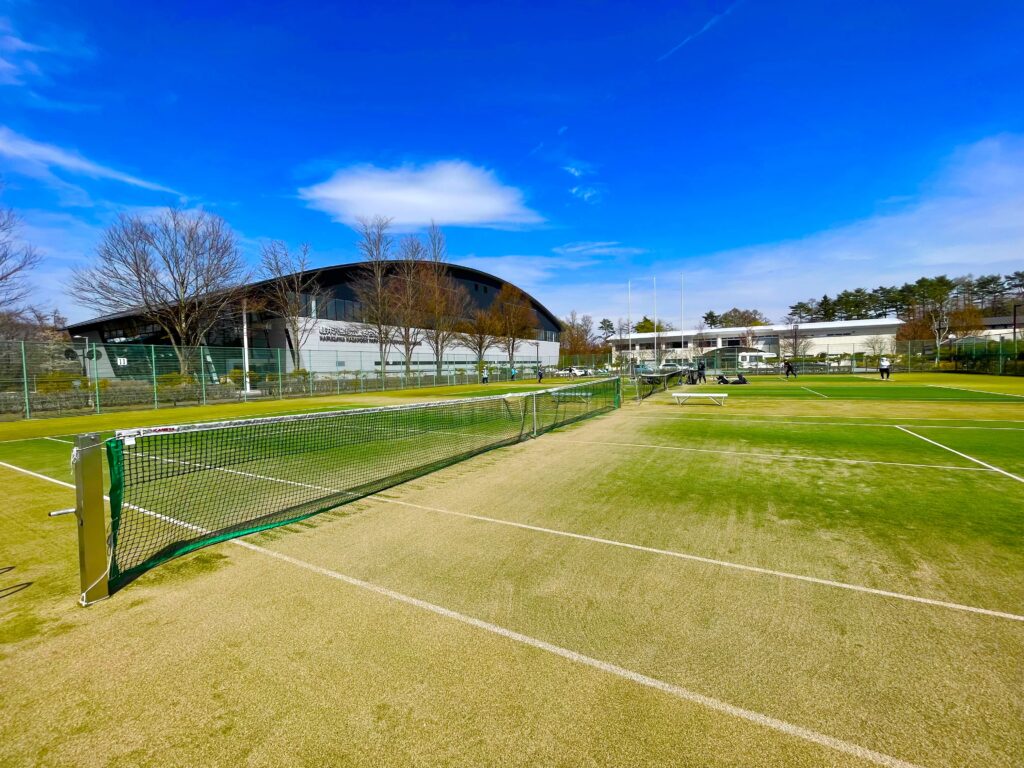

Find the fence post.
[
  {"left": 73, "top": 433, "right": 109, "bottom": 605},
  {"left": 276, "top": 347, "right": 283, "bottom": 399},
  {"left": 91, "top": 343, "right": 101, "bottom": 414},
  {"left": 151, "top": 345, "right": 158, "bottom": 410},
  {"left": 199, "top": 346, "right": 207, "bottom": 405},
  {"left": 532, "top": 393, "right": 538, "bottom": 438},
  {"left": 20, "top": 340, "right": 31, "bottom": 419}
]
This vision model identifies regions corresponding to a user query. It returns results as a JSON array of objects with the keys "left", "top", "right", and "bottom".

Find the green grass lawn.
[{"left": 1, "top": 373, "right": 1022, "bottom": 767}]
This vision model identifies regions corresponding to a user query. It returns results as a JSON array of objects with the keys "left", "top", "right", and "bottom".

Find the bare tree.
[
  {"left": 863, "top": 335, "right": 888, "bottom": 360},
  {"left": 780, "top": 320, "right": 813, "bottom": 359},
  {"left": 390, "top": 236, "right": 426, "bottom": 376},
  {"left": 259, "top": 241, "right": 326, "bottom": 371},
  {"left": 350, "top": 216, "right": 397, "bottom": 380},
  {"left": 491, "top": 283, "right": 537, "bottom": 365},
  {"left": 457, "top": 308, "right": 499, "bottom": 375},
  {"left": 0, "top": 198, "right": 42, "bottom": 311},
  {"left": 70, "top": 209, "right": 248, "bottom": 374},
  {"left": 740, "top": 326, "right": 760, "bottom": 348},
  {"left": 561, "top": 310, "right": 598, "bottom": 356},
  {"left": 420, "top": 223, "right": 471, "bottom": 376}
]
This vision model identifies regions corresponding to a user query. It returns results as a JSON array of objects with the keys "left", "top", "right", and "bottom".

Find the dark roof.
[{"left": 67, "top": 260, "right": 563, "bottom": 333}]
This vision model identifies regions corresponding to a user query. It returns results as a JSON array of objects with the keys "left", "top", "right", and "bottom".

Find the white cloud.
[
  {"left": 298, "top": 160, "right": 543, "bottom": 230},
  {"left": 0, "top": 126, "right": 180, "bottom": 196},
  {"left": 570, "top": 185, "right": 602, "bottom": 204},
  {"left": 658, "top": 0, "right": 744, "bottom": 62},
  {"left": 562, "top": 165, "right": 584, "bottom": 177},
  {"left": 554, "top": 241, "right": 647, "bottom": 257}
]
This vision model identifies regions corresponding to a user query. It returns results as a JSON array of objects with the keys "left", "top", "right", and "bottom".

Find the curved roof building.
[{"left": 66, "top": 260, "right": 563, "bottom": 377}]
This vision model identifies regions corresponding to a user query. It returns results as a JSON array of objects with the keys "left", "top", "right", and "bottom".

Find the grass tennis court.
[{"left": 1, "top": 372, "right": 1021, "bottom": 767}]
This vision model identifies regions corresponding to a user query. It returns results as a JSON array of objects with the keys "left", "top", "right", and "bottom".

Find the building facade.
[
  {"left": 66, "top": 262, "right": 562, "bottom": 380},
  {"left": 611, "top": 318, "right": 906, "bottom": 363}
]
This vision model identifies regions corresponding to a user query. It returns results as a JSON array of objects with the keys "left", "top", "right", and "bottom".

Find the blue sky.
[{"left": 2, "top": 0, "right": 1023, "bottom": 325}]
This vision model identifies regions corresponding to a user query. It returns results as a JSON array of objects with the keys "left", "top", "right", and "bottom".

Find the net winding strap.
[{"left": 104, "top": 378, "right": 619, "bottom": 587}]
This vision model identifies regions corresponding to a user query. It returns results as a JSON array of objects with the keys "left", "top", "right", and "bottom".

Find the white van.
[{"left": 738, "top": 352, "right": 778, "bottom": 370}]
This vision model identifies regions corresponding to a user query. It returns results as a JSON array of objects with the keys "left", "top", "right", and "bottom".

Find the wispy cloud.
[
  {"left": 0, "top": 17, "right": 95, "bottom": 108},
  {"left": 469, "top": 135, "right": 1024, "bottom": 326},
  {"left": 657, "top": 1, "right": 743, "bottom": 62},
  {"left": 457, "top": 254, "right": 597, "bottom": 293},
  {"left": 0, "top": 126, "right": 180, "bottom": 197},
  {"left": 570, "top": 184, "right": 603, "bottom": 204},
  {"left": 554, "top": 241, "right": 647, "bottom": 257},
  {"left": 298, "top": 160, "right": 544, "bottom": 230}
]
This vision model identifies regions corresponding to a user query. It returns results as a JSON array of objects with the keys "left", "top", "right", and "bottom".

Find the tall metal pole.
[
  {"left": 241, "top": 296, "right": 251, "bottom": 395},
  {"left": 680, "top": 273, "right": 685, "bottom": 363},
  {"left": 627, "top": 280, "right": 633, "bottom": 374},
  {"left": 653, "top": 276, "right": 659, "bottom": 366}
]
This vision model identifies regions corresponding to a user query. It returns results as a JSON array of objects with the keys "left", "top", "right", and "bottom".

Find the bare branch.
[
  {"left": 0, "top": 201, "right": 42, "bottom": 310},
  {"left": 69, "top": 208, "right": 249, "bottom": 373}
]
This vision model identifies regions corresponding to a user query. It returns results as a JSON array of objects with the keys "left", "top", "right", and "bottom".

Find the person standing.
[
  {"left": 784, "top": 360, "right": 797, "bottom": 379},
  {"left": 481, "top": 367, "right": 489, "bottom": 384},
  {"left": 511, "top": 366, "right": 517, "bottom": 381},
  {"left": 697, "top": 359, "right": 707, "bottom": 384},
  {"left": 537, "top": 366, "right": 544, "bottom": 384},
  {"left": 879, "top": 356, "right": 892, "bottom": 380}
]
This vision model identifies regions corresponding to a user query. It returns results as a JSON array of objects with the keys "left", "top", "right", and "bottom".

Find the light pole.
[{"left": 628, "top": 276, "right": 658, "bottom": 369}]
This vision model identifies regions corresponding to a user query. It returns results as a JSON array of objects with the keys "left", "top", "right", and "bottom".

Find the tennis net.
[
  {"left": 635, "top": 370, "right": 684, "bottom": 400},
  {"left": 104, "top": 377, "right": 619, "bottom": 588}
]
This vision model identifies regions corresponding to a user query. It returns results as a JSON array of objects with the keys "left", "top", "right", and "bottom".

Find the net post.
[
  {"left": 532, "top": 392, "right": 538, "bottom": 437},
  {"left": 74, "top": 433, "right": 109, "bottom": 605}
]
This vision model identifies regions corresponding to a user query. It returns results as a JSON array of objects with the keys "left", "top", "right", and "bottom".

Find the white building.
[{"left": 611, "top": 318, "right": 906, "bottom": 363}]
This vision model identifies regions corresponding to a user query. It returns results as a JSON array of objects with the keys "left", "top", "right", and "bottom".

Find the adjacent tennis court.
[{"left": 1, "top": 373, "right": 1021, "bottom": 767}]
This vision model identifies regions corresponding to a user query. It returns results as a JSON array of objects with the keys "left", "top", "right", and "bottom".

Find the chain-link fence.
[
  {"left": 617, "top": 338, "right": 1024, "bottom": 377},
  {"left": 0, "top": 340, "right": 561, "bottom": 420}
]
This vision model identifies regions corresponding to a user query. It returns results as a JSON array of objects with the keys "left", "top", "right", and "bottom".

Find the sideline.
[
  {"left": 895, "top": 427, "right": 1024, "bottom": 484},
  {"left": 365, "top": 496, "right": 1024, "bottom": 622},
  {"left": 0, "top": 459, "right": 923, "bottom": 768}
]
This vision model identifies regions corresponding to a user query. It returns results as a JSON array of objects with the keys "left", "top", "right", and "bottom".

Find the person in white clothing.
[{"left": 879, "top": 356, "right": 892, "bottom": 380}]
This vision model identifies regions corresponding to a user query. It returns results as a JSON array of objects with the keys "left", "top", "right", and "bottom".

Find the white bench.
[{"left": 672, "top": 392, "right": 729, "bottom": 406}]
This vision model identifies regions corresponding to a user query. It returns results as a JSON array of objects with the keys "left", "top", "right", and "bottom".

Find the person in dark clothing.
[
  {"left": 716, "top": 374, "right": 729, "bottom": 384},
  {"left": 697, "top": 359, "right": 707, "bottom": 384},
  {"left": 537, "top": 367, "right": 544, "bottom": 383},
  {"left": 732, "top": 373, "right": 748, "bottom": 384},
  {"left": 784, "top": 360, "right": 797, "bottom": 379}
]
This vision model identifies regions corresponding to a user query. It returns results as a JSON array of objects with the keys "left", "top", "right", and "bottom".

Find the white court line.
[
  {"left": 895, "top": 427, "right": 1024, "bottom": 485},
  {"left": 366, "top": 496, "right": 1024, "bottom": 622},
  {"left": 801, "top": 387, "right": 829, "bottom": 399},
  {"left": 663, "top": 415, "right": 1024, "bottom": 428},
  {"left": 550, "top": 438, "right": 991, "bottom": 473},
  {"left": 926, "top": 384, "right": 1024, "bottom": 399},
  {"left": 0, "top": 458, "right": 924, "bottom": 768},
  {"left": 44, "top": 436, "right": 74, "bottom": 444},
  {"left": 115, "top": 446, "right": 1024, "bottom": 621},
  {"left": 629, "top": 414, "right": 1024, "bottom": 431},
  {"left": 97, "top": 447, "right": 1024, "bottom": 622}
]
